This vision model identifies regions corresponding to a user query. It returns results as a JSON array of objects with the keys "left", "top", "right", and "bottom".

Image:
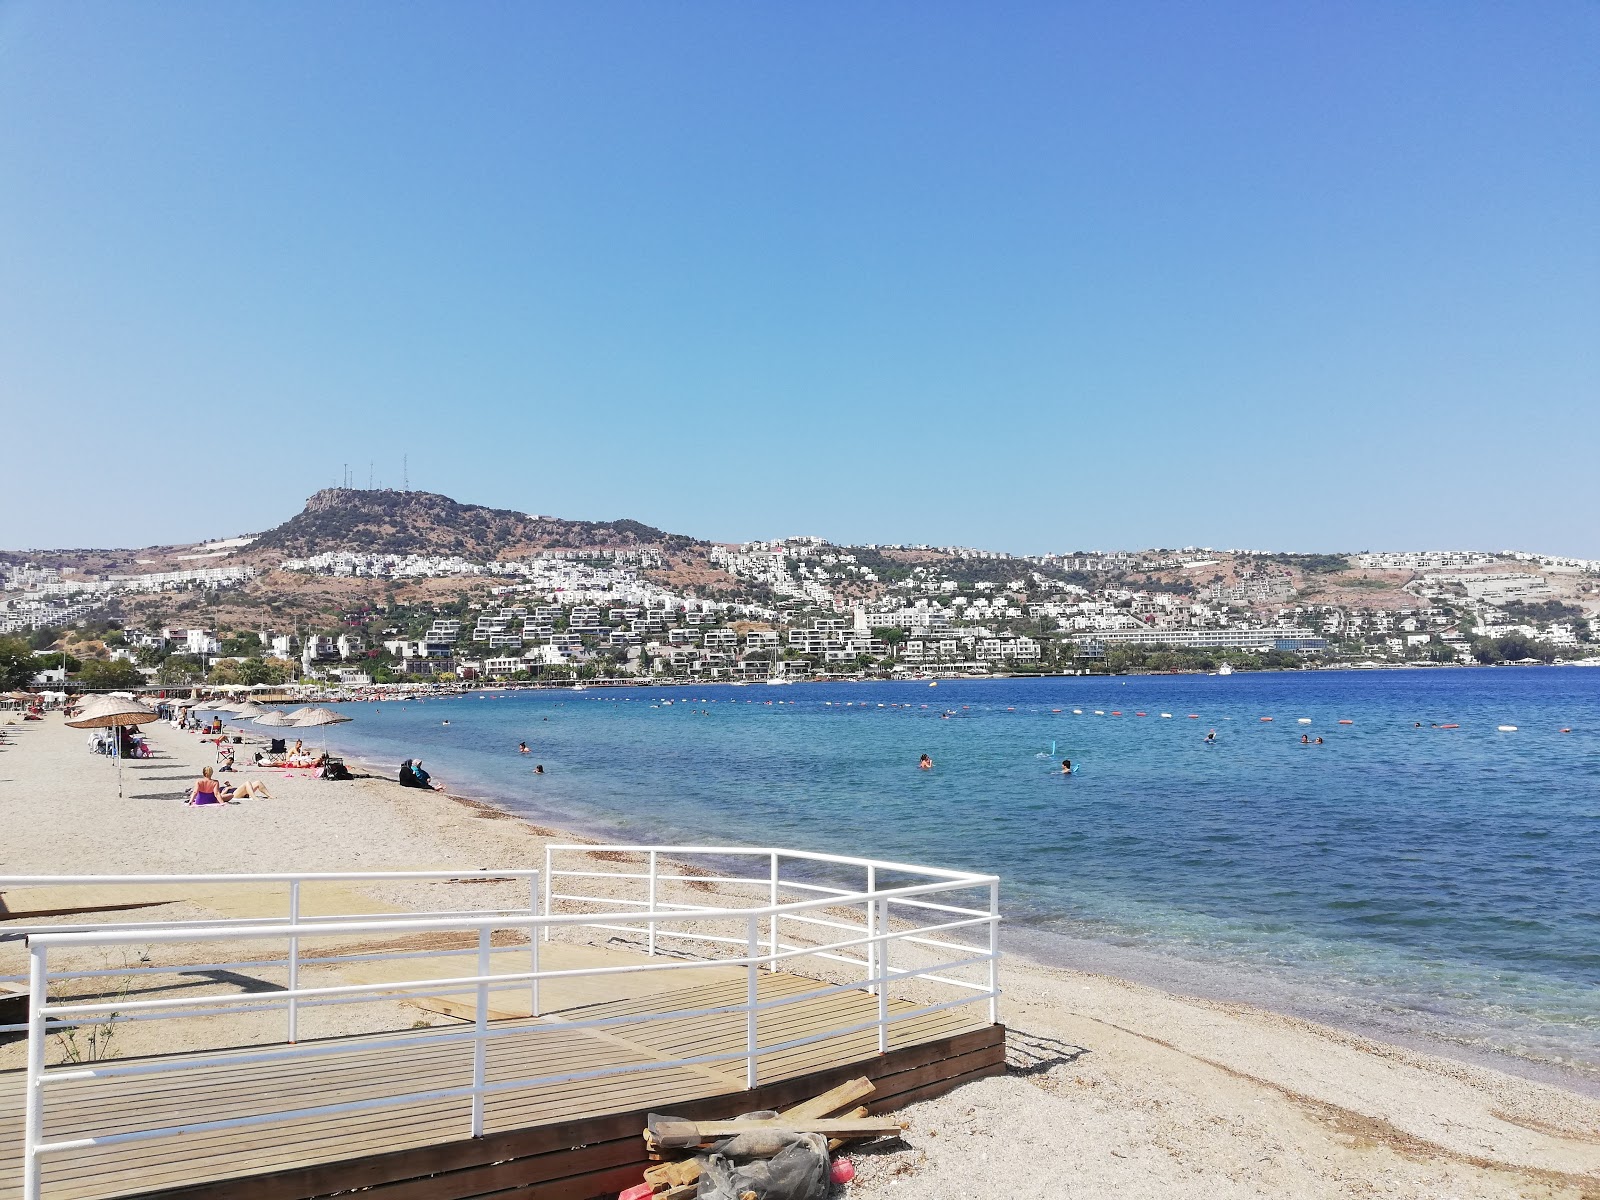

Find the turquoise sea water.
[{"left": 313, "top": 667, "right": 1600, "bottom": 1087}]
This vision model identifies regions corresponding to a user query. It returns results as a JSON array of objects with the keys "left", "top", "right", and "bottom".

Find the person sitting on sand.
[
  {"left": 918, "top": 754, "right": 933, "bottom": 770},
  {"left": 411, "top": 760, "right": 443, "bottom": 791},
  {"left": 187, "top": 767, "right": 228, "bottom": 806},
  {"left": 218, "top": 745, "right": 236, "bottom": 772}
]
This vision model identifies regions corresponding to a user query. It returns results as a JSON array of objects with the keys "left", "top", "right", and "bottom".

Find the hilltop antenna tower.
[{"left": 403, "top": 455, "right": 409, "bottom": 492}]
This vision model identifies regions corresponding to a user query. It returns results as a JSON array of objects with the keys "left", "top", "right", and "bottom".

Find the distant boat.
[{"left": 1217, "top": 663, "right": 1234, "bottom": 676}]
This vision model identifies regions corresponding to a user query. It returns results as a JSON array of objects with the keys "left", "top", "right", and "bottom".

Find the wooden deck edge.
[{"left": 120, "top": 1024, "right": 1006, "bottom": 1200}]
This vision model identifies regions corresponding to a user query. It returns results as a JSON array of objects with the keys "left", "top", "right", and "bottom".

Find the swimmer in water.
[
  {"left": 518, "top": 741, "right": 529, "bottom": 753},
  {"left": 1205, "top": 729, "right": 1217, "bottom": 743},
  {"left": 1301, "top": 734, "right": 1310, "bottom": 744},
  {"left": 1060, "top": 759, "right": 1072, "bottom": 775},
  {"left": 534, "top": 764, "right": 544, "bottom": 775},
  {"left": 1315, "top": 736, "right": 1323, "bottom": 744},
  {"left": 442, "top": 720, "right": 449, "bottom": 726},
  {"left": 918, "top": 754, "right": 933, "bottom": 770}
]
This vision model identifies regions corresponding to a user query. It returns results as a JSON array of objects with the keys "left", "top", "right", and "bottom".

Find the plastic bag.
[{"left": 697, "top": 1129, "right": 830, "bottom": 1200}]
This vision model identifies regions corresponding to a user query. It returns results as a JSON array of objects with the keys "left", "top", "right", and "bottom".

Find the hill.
[{"left": 247, "top": 489, "right": 703, "bottom": 561}]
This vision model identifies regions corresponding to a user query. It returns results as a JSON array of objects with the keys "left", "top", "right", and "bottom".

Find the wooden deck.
[{"left": 1, "top": 960, "right": 1005, "bottom": 1200}]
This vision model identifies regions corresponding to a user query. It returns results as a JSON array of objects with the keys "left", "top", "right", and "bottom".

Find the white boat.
[{"left": 1217, "top": 663, "right": 1234, "bottom": 676}]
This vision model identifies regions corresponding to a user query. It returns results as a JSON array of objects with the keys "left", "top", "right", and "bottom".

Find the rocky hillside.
[{"left": 247, "top": 489, "right": 703, "bottom": 561}]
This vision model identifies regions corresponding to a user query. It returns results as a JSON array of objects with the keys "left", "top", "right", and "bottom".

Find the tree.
[
  {"left": 0, "top": 638, "right": 41, "bottom": 690},
  {"left": 220, "top": 632, "right": 263, "bottom": 656},
  {"left": 238, "top": 658, "right": 287, "bottom": 685},
  {"left": 27, "top": 627, "right": 61, "bottom": 653},
  {"left": 872, "top": 627, "right": 906, "bottom": 656},
  {"left": 77, "top": 659, "right": 147, "bottom": 689},
  {"left": 158, "top": 655, "right": 205, "bottom": 685}
]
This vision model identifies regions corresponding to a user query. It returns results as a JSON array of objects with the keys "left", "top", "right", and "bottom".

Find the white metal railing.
[
  {"left": 0, "top": 869, "right": 542, "bottom": 1038},
  {"left": 11, "top": 849, "right": 1000, "bottom": 1200}
]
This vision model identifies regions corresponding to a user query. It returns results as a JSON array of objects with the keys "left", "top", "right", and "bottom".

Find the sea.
[{"left": 311, "top": 666, "right": 1600, "bottom": 1093}]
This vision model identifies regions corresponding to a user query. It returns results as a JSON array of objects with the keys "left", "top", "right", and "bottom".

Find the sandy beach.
[{"left": 3, "top": 713, "right": 1598, "bottom": 1198}]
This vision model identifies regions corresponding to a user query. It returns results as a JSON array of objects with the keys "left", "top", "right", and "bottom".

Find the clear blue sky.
[{"left": 2, "top": 3, "right": 1596, "bottom": 555}]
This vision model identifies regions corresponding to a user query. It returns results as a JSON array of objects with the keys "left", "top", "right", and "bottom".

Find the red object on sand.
[
  {"left": 617, "top": 1183, "right": 654, "bottom": 1200},
  {"left": 831, "top": 1157, "right": 856, "bottom": 1183}
]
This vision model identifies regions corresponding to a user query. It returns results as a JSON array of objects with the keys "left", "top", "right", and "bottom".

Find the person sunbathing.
[
  {"left": 187, "top": 767, "right": 228, "bottom": 805},
  {"left": 218, "top": 779, "right": 273, "bottom": 800}
]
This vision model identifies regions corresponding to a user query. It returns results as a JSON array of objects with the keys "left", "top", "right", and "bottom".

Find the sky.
[{"left": 1, "top": 3, "right": 1596, "bottom": 557}]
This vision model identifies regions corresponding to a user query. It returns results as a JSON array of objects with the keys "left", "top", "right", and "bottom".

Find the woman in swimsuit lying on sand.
[{"left": 188, "top": 767, "right": 273, "bottom": 804}]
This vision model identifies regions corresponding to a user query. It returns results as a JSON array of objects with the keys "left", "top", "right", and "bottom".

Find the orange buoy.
[
  {"left": 1337, "top": 719, "right": 1353, "bottom": 725},
  {"left": 1135, "top": 711, "right": 1147, "bottom": 716},
  {"left": 1260, "top": 717, "right": 1273, "bottom": 722}
]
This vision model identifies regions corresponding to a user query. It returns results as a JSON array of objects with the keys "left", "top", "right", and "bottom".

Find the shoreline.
[
  {"left": 327, "top": 726, "right": 1600, "bottom": 1101},
  {"left": 5, "top": 714, "right": 1600, "bottom": 1195},
  {"left": 114, "top": 657, "right": 1600, "bottom": 706}
]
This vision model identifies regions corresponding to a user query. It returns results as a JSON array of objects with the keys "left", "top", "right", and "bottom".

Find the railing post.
[
  {"left": 647, "top": 850, "right": 658, "bottom": 957},
  {"left": 471, "top": 927, "right": 489, "bottom": 1137},
  {"left": 22, "top": 943, "right": 46, "bottom": 1200},
  {"left": 745, "top": 915, "right": 759, "bottom": 1090},
  {"left": 529, "top": 874, "right": 540, "bottom": 1017},
  {"left": 287, "top": 879, "right": 301, "bottom": 1043},
  {"left": 876, "top": 897, "right": 889, "bottom": 1055},
  {"left": 864, "top": 865, "right": 877, "bottom": 995},
  {"left": 542, "top": 846, "right": 553, "bottom": 942},
  {"left": 767, "top": 852, "right": 779, "bottom": 972},
  {"left": 988, "top": 879, "right": 1000, "bottom": 1025}
]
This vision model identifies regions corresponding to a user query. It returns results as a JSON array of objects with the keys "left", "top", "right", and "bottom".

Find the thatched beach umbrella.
[
  {"left": 290, "top": 706, "right": 352, "bottom": 756},
  {"left": 252, "top": 710, "right": 295, "bottom": 727},
  {"left": 66, "top": 696, "right": 159, "bottom": 799}
]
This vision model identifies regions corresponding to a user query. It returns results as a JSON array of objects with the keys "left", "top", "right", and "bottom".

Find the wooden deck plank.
[
  {"left": 96, "top": 1026, "right": 1005, "bottom": 1200},
  {"left": 2, "top": 957, "right": 998, "bottom": 1200}
]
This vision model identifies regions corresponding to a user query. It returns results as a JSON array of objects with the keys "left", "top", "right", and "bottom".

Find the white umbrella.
[
  {"left": 252, "top": 710, "right": 295, "bottom": 727},
  {"left": 66, "top": 697, "right": 159, "bottom": 799}
]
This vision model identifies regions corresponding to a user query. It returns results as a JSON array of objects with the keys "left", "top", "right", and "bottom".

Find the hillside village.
[{"left": 2, "top": 489, "right": 1597, "bottom": 689}]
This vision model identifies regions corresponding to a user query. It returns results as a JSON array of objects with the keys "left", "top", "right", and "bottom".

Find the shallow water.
[{"left": 316, "top": 667, "right": 1600, "bottom": 1085}]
